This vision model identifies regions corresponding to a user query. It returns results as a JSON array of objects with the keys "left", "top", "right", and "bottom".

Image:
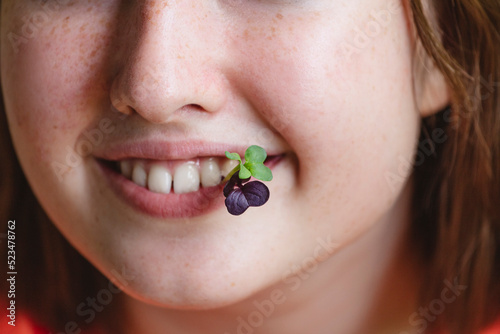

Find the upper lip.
[{"left": 93, "top": 140, "right": 282, "bottom": 161}]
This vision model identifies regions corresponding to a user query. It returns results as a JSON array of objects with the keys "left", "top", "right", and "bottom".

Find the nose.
[{"left": 110, "top": 2, "right": 227, "bottom": 124}]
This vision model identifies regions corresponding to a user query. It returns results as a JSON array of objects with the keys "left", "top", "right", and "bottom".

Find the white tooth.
[
  {"left": 132, "top": 163, "right": 147, "bottom": 187},
  {"left": 120, "top": 161, "right": 133, "bottom": 179},
  {"left": 174, "top": 163, "right": 200, "bottom": 194},
  {"left": 148, "top": 165, "right": 172, "bottom": 194},
  {"left": 220, "top": 159, "right": 239, "bottom": 177},
  {"left": 201, "top": 158, "right": 221, "bottom": 188}
]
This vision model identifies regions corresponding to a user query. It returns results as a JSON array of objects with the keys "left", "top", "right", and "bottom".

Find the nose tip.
[
  {"left": 109, "top": 4, "right": 227, "bottom": 124},
  {"left": 110, "top": 62, "right": 227, "bottom": 124},
  {"left": 110, "top": 69, "right": 185, "bottom": 124}
]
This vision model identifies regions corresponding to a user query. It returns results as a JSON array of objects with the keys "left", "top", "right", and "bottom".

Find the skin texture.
[{"left": 1, "top": 0, "right": 447, "bottom": 333}]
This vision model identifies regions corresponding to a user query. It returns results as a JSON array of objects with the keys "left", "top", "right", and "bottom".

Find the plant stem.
[{"left": 222, "top": 165, "right": 241, "bottom": 183}]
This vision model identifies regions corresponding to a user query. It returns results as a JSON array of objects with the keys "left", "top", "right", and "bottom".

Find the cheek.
[
  {"left": 231, "top": 4, "right": 419, "bottom": 227},
  {"left": 1, "top": 3, "right": 119, "bottom": 170}
]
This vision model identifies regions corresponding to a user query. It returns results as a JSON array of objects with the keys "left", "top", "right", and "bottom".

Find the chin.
[
  {"left": 113, "top": 268, "right": 261, "bottom": 310},
  {"left": 89, "top": 235, "right": 275, "bottom": 311}
]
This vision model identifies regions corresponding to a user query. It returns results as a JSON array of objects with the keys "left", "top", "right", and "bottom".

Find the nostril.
[
  {"left": 110, "top": 97, "right": 134, "bottom": 116},
  {"left": 179, "top": 104, "right": 206, "bottom": 113}
]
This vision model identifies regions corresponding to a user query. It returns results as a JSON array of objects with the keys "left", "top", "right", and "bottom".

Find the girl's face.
[{"left": 2, "top": 0, "right": 424, "bottom": 308}]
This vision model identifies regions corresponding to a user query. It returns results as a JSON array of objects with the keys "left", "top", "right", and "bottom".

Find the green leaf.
[
  {"left": 238, "top": 164, "right": 252, "bottom": 179},
  {"left": 225, "top": 151, "right": 241, "bottom": 162},
  {"left": 244, "top": 162, "right": 273, "bottom": 181},
  {"left": 244, "top": 145, "right": 267, "bottom": 164}
]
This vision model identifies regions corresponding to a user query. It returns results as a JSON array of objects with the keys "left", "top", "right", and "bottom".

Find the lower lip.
[{"left": 95, "top": 155, "right": 284, "bottom": 219}]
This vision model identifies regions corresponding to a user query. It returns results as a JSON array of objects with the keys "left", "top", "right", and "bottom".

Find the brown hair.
[
  {"left": 1, "top": 1, "right": 499, "bottom": 333},
  {"left": 410, "top": 0, "right": 500, "bottom": 333}
]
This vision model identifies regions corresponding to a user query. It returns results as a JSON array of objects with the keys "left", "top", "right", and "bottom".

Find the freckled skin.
[{"left": 1, "top": 0, "right": 438, "bottom": 333}]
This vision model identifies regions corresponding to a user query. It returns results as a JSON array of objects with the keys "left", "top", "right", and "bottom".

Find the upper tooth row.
[{"left": 119, "top": 158, "right": 239, "bottom": 194}]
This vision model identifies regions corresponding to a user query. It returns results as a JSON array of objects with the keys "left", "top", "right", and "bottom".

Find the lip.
[
  {"left": 93, "top": 141, "right": 285, "bottom": 219},
  {"left": 93, "top": 140, "right": 283, "bottom": 161}
]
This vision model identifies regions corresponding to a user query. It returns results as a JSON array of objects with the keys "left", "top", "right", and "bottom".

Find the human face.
[{"left": 1, "top": 0, "right": 420, "bottom": 308}]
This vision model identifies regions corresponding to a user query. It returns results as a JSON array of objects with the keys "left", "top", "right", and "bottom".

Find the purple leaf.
[
  {"left": 241, "top": 181, "right": 270, "bottom": 207},
  {"left": 224, "top": 181, "right": 271, "bottom": 215},
  {"left": 225, "top": 189, "right": 250, "bottom": 215},
  {"left": 223, "top": 173, "right": 251, "bottom": 197},
  {"left": 223, "top": 176, "right": 237, "bottom": 197}
]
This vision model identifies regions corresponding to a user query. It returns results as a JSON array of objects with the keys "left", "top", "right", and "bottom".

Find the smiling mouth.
[
  {"left": 101, "top": 154, "right": 283, "bottom": 195},
  {"left": 95, "top": 153, "right": 285, "bottom": 219},
  {"left": 104, "top": 156, "right": 238, "bottom": 195}
]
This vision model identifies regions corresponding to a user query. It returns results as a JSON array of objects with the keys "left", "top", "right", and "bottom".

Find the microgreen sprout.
[{"left": 223, "top": 145, "right": 273, "bottom": 216}]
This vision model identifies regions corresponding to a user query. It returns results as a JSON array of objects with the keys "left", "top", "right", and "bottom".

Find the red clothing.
[
  {"left": 480, "top": 318, "right": 500, "bottom": 334},
  {"left": 1, "top": 314, "right": 500, "bottom": 333},
  {"left": 1, "top": 314, "right": 50, "bottom": 334},
  {"left": 0, "top": 314, "right": 102, "bottom": 334}
]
